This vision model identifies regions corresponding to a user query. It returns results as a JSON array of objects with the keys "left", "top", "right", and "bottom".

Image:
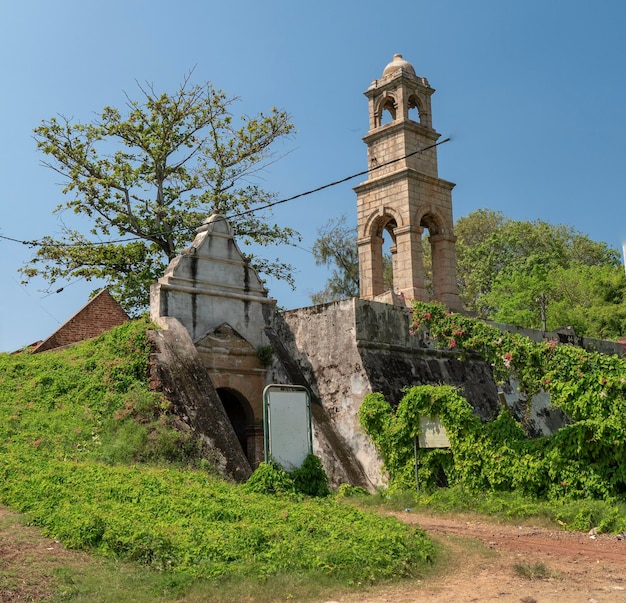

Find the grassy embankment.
[{"left": 0, "top": 319, "right": 434, "bottom": 602}]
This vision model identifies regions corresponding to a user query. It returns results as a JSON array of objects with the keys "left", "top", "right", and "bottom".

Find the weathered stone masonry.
[
  {"left": 355, "top": 54, "right": 462, "bottom": 310},
  {"left": 272, "top": 299, "right": 504, "bottom": 486}
]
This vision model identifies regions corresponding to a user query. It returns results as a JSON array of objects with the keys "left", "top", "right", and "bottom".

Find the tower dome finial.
[{"left": 382, "top": 53, "right": 416, "bottom": 77}]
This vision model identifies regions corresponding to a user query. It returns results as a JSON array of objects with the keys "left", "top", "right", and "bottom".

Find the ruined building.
[{"left": 147, "top": 55, "right": 622, "bottom": 488}]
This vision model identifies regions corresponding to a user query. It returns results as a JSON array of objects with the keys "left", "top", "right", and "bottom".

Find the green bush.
[
  {"left": 244, "top": 455, "right": 330, "bottom": 498},
  {"left": 243, "top": 462, "right": 295, "bottom": 495},
  {"left": 292, "top": 454, "right": 330, "bottom": 497}
]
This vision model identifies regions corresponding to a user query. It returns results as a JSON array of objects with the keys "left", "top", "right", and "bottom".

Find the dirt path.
[{"left": 335, "top": 511, "right": 626, "bottom": 603}]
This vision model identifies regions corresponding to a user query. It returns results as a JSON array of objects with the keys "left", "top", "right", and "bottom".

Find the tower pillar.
[{"left": 393, "top": 224, "right": 429, "bottom": 302}]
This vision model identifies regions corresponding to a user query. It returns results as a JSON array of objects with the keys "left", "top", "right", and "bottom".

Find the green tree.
[
  {"left": 454, "top": 208, "right": 507, "bottom": 308},
  {"left": 482, "top": 264, "right": 552, "bottom": 330},
  {"left": 310, "top": 216, "right": 392, "bottom": 303},
  {"left": 310, "top": 216, "right": 360, "bottom": 303},
  {"left": 546, "top": 263, "right": 626, "bottom": 337},
  {"left": 455, "top": 210, "right": 620, "bottom": 319},
  {"left": 22, "top": 74, "right": 297, "bottom": 312}
]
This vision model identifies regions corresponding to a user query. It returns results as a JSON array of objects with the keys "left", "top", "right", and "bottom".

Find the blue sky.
[{"left": 1, "top": 0, "right": 625, "bottom": 352}]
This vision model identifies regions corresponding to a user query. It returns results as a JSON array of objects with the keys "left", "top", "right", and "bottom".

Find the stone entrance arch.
[
  {"left": 196, "top": 323, "right": 266, "bottom": 468},
  {"left": 150, "top": 214, "right": 272, "bottom": 468}
]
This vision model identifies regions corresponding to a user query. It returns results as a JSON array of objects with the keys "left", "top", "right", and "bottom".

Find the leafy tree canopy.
[
  {"left": 22, "top": 73, "right": 297, "bottom": 312},
  {"left": 459, "top": 210, "right": 625, "bottom": 337},
  {"left": 310, "top": 216, "right": 360, "bottom": 304},
  {"left": 455, "top": 209, "right": 620, "bottom": 314}
]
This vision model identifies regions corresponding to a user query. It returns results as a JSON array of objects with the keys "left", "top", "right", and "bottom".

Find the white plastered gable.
[{"left": 150, "top": 214, "right": 275, "bottom": 348}]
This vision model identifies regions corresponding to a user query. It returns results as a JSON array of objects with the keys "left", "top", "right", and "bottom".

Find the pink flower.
[
  {"left": 449, "top": 338, "right": 457, "bottom": 348},
  {"left": 33, "top": 439, "right": 42, "bottom": 447},
  {"left": 544, "top": 379, "right": 551, "bottom": 385},
  {"left": 503, "top": 352, "right": 512, "bottom": 368},
  {"left": 424, "top": 312, "right": 431, "bottom": 320}
]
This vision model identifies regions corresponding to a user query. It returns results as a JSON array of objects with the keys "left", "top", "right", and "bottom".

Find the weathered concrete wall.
[
  {"left": 274, "top": 298, "right": 589, "bottom": 487},
  {"left": 150, "top": 214, "right": 274, "bottom": 349},
  {"left": 272, "top": 301, "right": 384, "bottom": 487},
  {"left": 266, "top": 323, "right": 374, "bottom": 490},
  {"left": 274, "top": 299, "right": 503, "bottom": 486},
  {"left": 352, "top": 300, "right": 499, "bottom": 416}
]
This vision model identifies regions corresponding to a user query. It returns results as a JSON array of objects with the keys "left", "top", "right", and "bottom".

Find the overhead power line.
[{"left": 0, "top": 137, "right": 450, "bottom": 249}]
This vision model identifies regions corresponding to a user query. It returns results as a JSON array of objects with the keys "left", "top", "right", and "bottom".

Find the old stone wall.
[
  {"left": 267, "top": 310, "right": 376, "bottom": 490},
  {"left": 274, "top": 299, "right": 499, "bottom": 486},
  {"left": 273, "top": 298, "right": 601, "bottom": 487}
]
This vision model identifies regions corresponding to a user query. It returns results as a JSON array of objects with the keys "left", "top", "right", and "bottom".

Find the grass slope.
[{"left": 0, "top": 320, "right": 433, "bottom": 590}]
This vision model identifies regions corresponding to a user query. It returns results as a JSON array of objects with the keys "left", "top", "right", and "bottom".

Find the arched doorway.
[{"left": 216, "top": 388, "right": 252, "bottom": 459}]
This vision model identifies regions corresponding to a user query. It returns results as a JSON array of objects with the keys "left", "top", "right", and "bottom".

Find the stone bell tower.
[{"left": 354, "top": 54, "right": 462, "bottom": 310}]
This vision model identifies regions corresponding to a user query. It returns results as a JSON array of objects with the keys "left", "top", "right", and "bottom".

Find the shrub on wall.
[{"left": 359, "top": 302, "right": 626, "bottom": 500}]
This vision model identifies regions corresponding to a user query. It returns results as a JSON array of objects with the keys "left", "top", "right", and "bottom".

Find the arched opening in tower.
[
  {"left": 216, "top": 387, "right": 252, "bottom": 458},
  {"left": 408, "top": 95, "right": 420, "bottom": 124},
  {"left": 381, "top": 228, "right": 395, "bottom": 292},
  {"left": 420, "top": 214, "right": 442, "bottom": 300},
  {"left": 369, "top": 217, "right": 397, "bottom": 296},
  {"left": 421, "top": 226, "right": 434, "bottom": 297},
  {"left": 379, "top": 98, "right": 396, "bottom": 126}
]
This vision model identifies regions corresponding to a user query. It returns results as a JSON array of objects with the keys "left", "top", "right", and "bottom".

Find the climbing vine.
[{"left": 360, "top": 302, "right": 626, "bottom": 500}]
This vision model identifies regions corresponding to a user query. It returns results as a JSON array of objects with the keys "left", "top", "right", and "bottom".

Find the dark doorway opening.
[{"left": 216, "top": 388, "right": 250, "bottom": 458}]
